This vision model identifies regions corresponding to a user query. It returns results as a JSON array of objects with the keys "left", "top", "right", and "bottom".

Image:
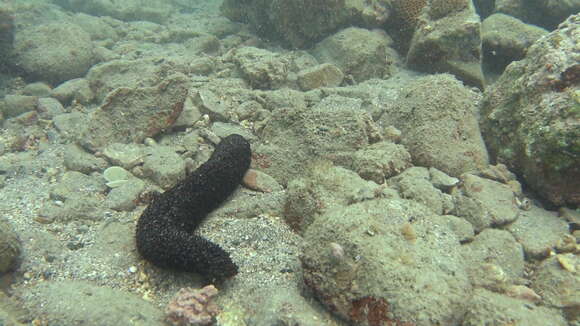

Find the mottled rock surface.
[
  {"left": 13, "top": 23, "right": 95, "bottom": 84},
  {"left": 480, "top": 14, "right": 580, "bottom": 206},
  {"left": 78, "top": 74, "right": 190, "bottom": 152},
  {"left": 378, "top": 74, "right": 489, "bottom": 177},
  {"left": 0, "top": 218, "right": 21, "bottom": 274},
  {"left": 407, "top": 0, "right": 485, "bottom": 88},
  {"left": 463, "top": 288, "right": 568, "bottom": 326},
  {"left": 482, "top": 13, "right": 548, "bottom": 71},
  {"left": 302, "top": 198, "right": 471, "bottom": 325},
  {"left": 312, "top": 27, "right": 399, "bottom": 82}
]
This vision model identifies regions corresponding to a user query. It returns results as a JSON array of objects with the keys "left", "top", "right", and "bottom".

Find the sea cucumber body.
[{"left": 136, "top": 134, "right": 251, "bottom": 282}]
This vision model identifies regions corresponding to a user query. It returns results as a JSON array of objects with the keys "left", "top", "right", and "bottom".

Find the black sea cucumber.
[{"left": 136, "top": 134, "right": 251, "bottom": 282}]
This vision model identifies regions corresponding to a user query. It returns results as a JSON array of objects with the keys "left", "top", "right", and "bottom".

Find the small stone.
[{"left": 297, "top": 63, "right": 344, "bottom": 91}]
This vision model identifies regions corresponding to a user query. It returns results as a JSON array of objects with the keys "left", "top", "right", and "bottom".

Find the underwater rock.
[
  {"left": 0, "top": 8, "right": 14, "bottom": 70},
  {"left": 302, "top": 198, "right": 471, "bottom": 325},
  {"left": 378, "top": 74, "right": 489, "bottom": 177},
  {"left": 495, "top": 0, "right": 580, "bottom": 30},
  {"left": 13, "top": 22, "right": 95, "bottom": 84},
  {"left": 0, "top": 218, "right": 21, "bottom": 274},
  {"left": 480, "top": 13, "right": 580, "bottom": 206},
  {"left": 57, "top": 0, "right": 173, "bottom": 24},
  {"left": 78, "top": 74, "right": 189, "bottom": 152},
  {"left": 312, "top": 27, "right": 399, "bottom": 83},
  {"left": 221, "top": 0, "right": 402, "bottom": 49},
  {"left": 407, "top": 0, "right": 485, "bottom": 88},
  {"left": 482, "top": 13, "right": 548, "bottom": 72},
  {"left": 463, "top": 288, "right": 568, "bottom": 326}
]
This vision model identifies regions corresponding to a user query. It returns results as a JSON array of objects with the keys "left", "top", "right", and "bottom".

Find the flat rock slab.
[{"left": 78, "top": 74, "right": 190, "bottom": 152}]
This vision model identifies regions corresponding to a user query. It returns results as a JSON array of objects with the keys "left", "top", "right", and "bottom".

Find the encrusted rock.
[
  {"left": 297, "top": 63, "right": 344, "bottom": 91},
  {"left": 302, "top": 198, "right": 471, "bottom": 325},
  {"left": 13, "top": 22, "right": 95, "bottom": 84},
  {"left": 0, "top": 218, "right": 21, "bottom": 274},
  {"left": 378, "top": 74, "right": 489, "bottom": 177},
  {"left": 232, "top": 47, "right": 289, "bottom": 90},
  {"left": 506, "top": 206, "right": 570, "bottom": 259},
  {"left": 482, "top": 13, "right": 548, "bottom": 71},
  {"left": 453, "top": 173, "right": 519, "bottom": 231},
  {"left": 78, "top": 74, "right": 190, "bottom": 152},
  {"left": 461, "top": 229, "right": 525, "bottom": 288},
  {"left": 463, "top": 288, "right": 568, "bottom": 326},
  {"left": 312, "top": 27, "right": 398, "bottom": 82},
  {"left": 479, "top": 14, "right": 580, "bottom": 206},
  {"left": 407, "top": 1, "right": 485, "bottom": 88}
]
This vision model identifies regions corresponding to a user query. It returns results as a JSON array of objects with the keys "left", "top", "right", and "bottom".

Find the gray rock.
[
  {"left": 221, "top": 0, "right": 394, "bottom": 48},
  {"left": 86, "top": 59, "right": 163, "bottom": 103},
  {"left": 191, "top": 89, "right": 230, "bottom": 122},
  {"left": 302, "top": 198, "right": 471, "bottom": 325},
  {"left": 0, "top": 218, "right": 21, "bottom": 274},
  {"left": 506, "top": 206, "right": 570, "bottom": 259},
  {"left": 36, "top": 97, "right": 65, "bottom": 120},
  {"left": 312, "top": 27, "right": 397, "bottom": 83},
  {"left": 63, "top": 144, "right": 108, "bottom": 174},
  {"left": 101, "top": 143, "right": 147, "bottom": 170},
  {"left": 78, "top": 74, "right": 190, "bottom": 152},
  {"left": 257, "top": 95, "right": 377, "bottom": 185},
  {"left": 297, "top": 63, "right": 344, "bottom": 91},
  {"left": 15, "top": 280, "right": 163, "bottom": 326},
  {"left": 38, "top": 194, "right": 103, "bottom": 223},
  {"left": 210, "top": 122, "right": 256, "bottom": 142},
  {"left": 389, "top": 166, "right": 455, "bottom": 215},
  {"left": 531, "top": 254, "right": 580, "bottom": 315},
  {"left": 52, "top": 112, "right": 88, "bottom": 140},
  {"left": 348, "top": 141, "right": 412, "bottom": 185},
  {"left": 463, "top": 288, "right": 568, "bottom": 326},
  {"left": 105, "top": 178, "right": 145, "bottom": 211},
  {"left": 141, "top": 146, "right": 186, "bottom": 189},
  {"left": 284, "top": 163, "right": 385, "bottom": 232},
  {"left": 13, "top": 23, "right": 95, "bottom": 84},
  {"left": 378, "top": 74, "right": 489, "bottom": 177},
  {"left": 58, "top": 0, "right": 174, "bottom": 24},
  {"left": 441, "top": 214, "right": 475, "bottom": 242},
  {"left": 407, "top": 1, "right": 485, "bottom": 88},
  {"left": 50, "top": 171, "right": 106, "bottom": 202},
  {"left": 71, "top": 13, "right": 120, "bottom": 41},
  {"left": 482, "top": 13, "right": 548, "bottom": 71},
  {"left": 479, "top": 14, "right": 580, "bottom": 206},
  {"left": 172, "top": 96, "right": 202, "bottom": 128},
  {"left": 0, "top": 95, "right": 38, "bottom": 118},
  {"left": 461, "top": 229, "right": 525, "bottom": 287},
  {"left": 429, "top": 167, "right": 460, "bottom": 190},
  {"left": 22, "top": 82, "right": 52, "bottom": 97},
  {"left": 453, "top": 174, "right": 520, "bottom": 232},
  {"left": 51, "top": 78, "right": 94, "bottom": 105},
  {"left": 233, "top": 47, "right": 289, "bottom": 90},
  {"left": 496, "top": 0, "right": 580, "bottom": 30}
]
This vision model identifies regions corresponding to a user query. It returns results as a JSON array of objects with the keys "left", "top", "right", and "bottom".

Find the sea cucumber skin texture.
[{"left": 136, "top": 134, "right": 251, "bottom": 282}]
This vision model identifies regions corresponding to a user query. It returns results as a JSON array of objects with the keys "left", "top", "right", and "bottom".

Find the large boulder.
[
  {"left": 406, "top": 0, "right": 485, "bottom": 88},
  {"left": 220, "top": 0, "right": 393, "bottom": 48},
  {"left": 312, "top": 27, "right": 399, "bottom": 83},
  {"left": 0, "top": 8, "right": 14, "bottom": 70},
  {"left": 479, "top": 14, "right": 580, "bottom": 206},
  {"left": 13, "top": 22, "right": 95, "bottom": 84},
  {"left": 302, "top": 197, "right": 471, "bottom": 325},
  {"left": 54, "top": 0, "right": 174, "bottom": 24},
  {"left": 378, "top": 74, "right": 489, "bottom": 177},
  {"left": 481, "top": 13, "right": 548, "bottom": 71},
  {"left": 495, "top": 0, "right": 580, "bottom": 30}
]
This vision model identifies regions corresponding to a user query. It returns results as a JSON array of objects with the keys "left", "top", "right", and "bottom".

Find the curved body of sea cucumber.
[{"left": 136, "top": 134, "right": 251, "bottom": 282}]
